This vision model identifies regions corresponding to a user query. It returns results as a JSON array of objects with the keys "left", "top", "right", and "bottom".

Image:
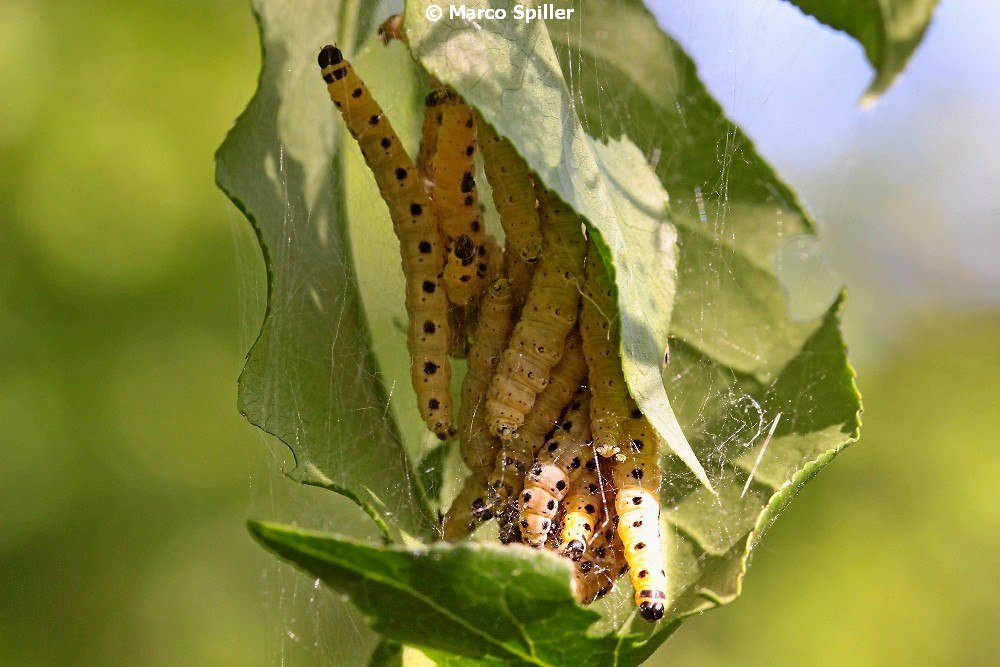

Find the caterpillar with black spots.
[
  {"left": 518, "top": 389, "right": 591, "bottom": 547},
  {"left": 613, "top": 407, "right": 667, "bottom": 622},
  {"left": 428, "top": 89, "right": 485, "bottom": 305},
  {"left": 486, "top": 188, "right": 586, "bottom": 439},
  {"left": 440, "top": 277, "right": 518, "bottom": 542},
  {"left": 317, "top": 45, "right": 454, "bottom": 439},
  {"left": 581, "top": 239, "right": 628, "bottom": 460},
  {"left": 559, "top": 451, "right": 606, "bottom": 561},
  {"left": 477, "top": 115, "right": 543, "bottom": 264},
  {"left": 573, "top": 520, "right": 627, "bottom": 605},
  {"left": 486, "top": 331, "right": 587, "bottom": 540}
]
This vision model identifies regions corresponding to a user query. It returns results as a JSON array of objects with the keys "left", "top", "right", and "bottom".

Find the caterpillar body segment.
[
  {"left": 486, "top": 332, "right": 586, "bottom": 517},
  {"left": 519, "top": 390, "right": 592, "bottom": 547},
  {"left": 559, "top": 452, "right": 605, "bottom": 562},
  {"left": 448, "top": 304, "right": 472, "bottom": 359},
  {"left": 573, "top": 526, "right": 627, "bottom": 604},
  {"left": 581, "top": 240, "right": 628, "bottom": 460},
  {"left": 429, "top": 90, "right": 485, "bottom": 305},
  {"left": 544, "top": 507, "right": 565, "bottom": 552},
  {"left": 613, "top": 411, "right": 667, "bottom": 622},
  {"left": 458, "top": 278, "right": 516, "bottom": 474},
  {"left": 416, "top": 90, "right": 441, "bottom": 188},
  {"left": 486, "top": 191, "right": 587, "bottom": 438},
  {"left": 477, "top": 116, "right": 543, "bottom": 263},
  {"left": 504, "top": 239, "right": 536, "bottom": 311},
  {"left": 441, "top": 473, "right": 492, "bottom": 542},
  {"left": 480, "top": 235, "right": 504, "bottom": 286},
  {"left": 317, "top": 46, "right": 453, "bottom": 438}
]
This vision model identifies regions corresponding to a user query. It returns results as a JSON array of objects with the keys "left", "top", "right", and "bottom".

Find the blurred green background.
[{"left": 0, "top": 1, "right": 996, "bottom": 665}]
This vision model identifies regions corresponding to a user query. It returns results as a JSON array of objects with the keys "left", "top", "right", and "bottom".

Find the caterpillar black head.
[
  {"left": 426, "top": 88, "right": 455, "bottom": 107},
  {"left": 638, "top": 600, "right": 665, "bottom": 622},
  {"left": 562, "top": 539, "right": 585, "bottom": 561},
  {"left": 317, "top": 45, "right": 344, "bottom": 69}
]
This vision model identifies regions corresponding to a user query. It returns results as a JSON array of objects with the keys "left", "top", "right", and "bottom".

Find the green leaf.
[
  {"left": 227, "top": 0, "right": 862, "bottom": 662},
  {"left": 249, "top": 521, "right": 652, "bottom": 666},
  {"left": 250, "top": 298, "right": 858, "bottom": 664},
  {"left": 542, "top": 0, "right": 862, "bottom": 653},
  {"left": 405, "top": 0, "right": 711, "bottom": 489},
  {"left": 782, "top": 0, "right": 939, "bottom": 100},
  {"left": 215, "top": 0, "right": 435, "bottom": 543}
]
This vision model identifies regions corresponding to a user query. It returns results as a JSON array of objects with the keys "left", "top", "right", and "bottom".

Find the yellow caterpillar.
[
  {"left": 504, "top": 238, "right": 536, "bottom": 311},
  {"left": 559, "top": 451, "right": 605, "bottom": 561},
  {"left": 581, "top": 240, "right": 628, "bottom": 460},
  {"left": 441, "top": 472, "right": 491, "bottom": 542},
  {"left": 477, "top": 116, "right": 543, "bottom": 264},
  {"left": 573, "top": 523, "right": 628, "bottom": 605},
  {"left": 613, "top": 408, "right": 667, "bottom": 622},
  {"left": 486, "top": 331, "right": 587, "bottom": 530},
  {"left": 448, "top": 236, "right": 505, "bottom": 359},
  {"left": 428, "top": 90, "right": 485, "bottom": 305},
  {"left": 441, "top": 274, "right": 519, "bottom": 541},
  {"left": 459, "top": 279, "right": 517, "bottom": 474},
  {"left": 486, "top": 189, "right": 586, "bottom": 439},
  {"left": 518, "top": 390, "right": 592, "bottom": 547},
  {"left": 317, "top": 45, "right": 453, "bottom": 439},
  {"left": 416, "top": 91, "right": 441, "bottom": 189}
]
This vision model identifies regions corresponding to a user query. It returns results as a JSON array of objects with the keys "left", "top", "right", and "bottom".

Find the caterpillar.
[
  {"left": 504, "top": 238, "right": 536, "bottom": 311},
  {"left": 559, "top": 451, "right": 605, "bottom": 561},
  {"left": 317, "top": 45, "right": 454, "bottom": 439},
  {"left": 573, "top": 522, "right": 628, "bottom": 604},
  {"left": 581, "top": 240, "right": 628, "bottom": 460},
  {"left": 428, "top": 90, "right": 485, "bottom": 305},
  {"left": 486, "top": 331, "right": 587, "bottom": 531},
  {"left": 486, "top": 189, "right": 586, "bottom": 439},
  {"left": 477, "top": 115, "right": 543, "bottom": 264},
  {"left": 442, "top": 276, "right": 518, "bottom": 540},
  {"left": 416, "top": 90, "right": 440, "bottom": 188},
  {"left": 479, "top": 235, "right": 504, "bottom": 285},
  {"left": 613, "top": 408, "right": 667, "bottom": 622},
  {"left": 458, "top": 278, "right": 517, "bottom": 474},
  {"left": 441, "top": 472, "right": 491, "bottom": 542},
  {"left": 518, "top": 390, "right": 592, "bottom": 547}
]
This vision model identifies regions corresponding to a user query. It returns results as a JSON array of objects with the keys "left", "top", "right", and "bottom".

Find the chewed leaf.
[
  {"left": 215, "top": 0, "right": 435, "bottom": 542},
  {"left": 405, "top": 0, "right": 712, "bottom": 489},
  {"left": 782, "top": 0, "right": 939, "bottom": 100}
]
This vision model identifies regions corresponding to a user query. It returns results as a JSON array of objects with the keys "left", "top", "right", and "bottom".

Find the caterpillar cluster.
[{"left": 318, "top": 33, "right": 667, "bottom": 623}]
